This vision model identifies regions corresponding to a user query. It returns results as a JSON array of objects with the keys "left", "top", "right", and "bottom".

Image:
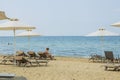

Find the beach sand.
[{"left": 0, "top": 56, "right": 120, "bottom": 80}]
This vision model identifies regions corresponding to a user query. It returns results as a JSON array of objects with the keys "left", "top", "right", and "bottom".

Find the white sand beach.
[{"left": 0, "top": 56, "right": 120, "bottom": 80}]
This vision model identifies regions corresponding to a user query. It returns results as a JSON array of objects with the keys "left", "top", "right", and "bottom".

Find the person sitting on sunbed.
[{"left": 43, "top": 48, "right": 54, "bottom": 60}]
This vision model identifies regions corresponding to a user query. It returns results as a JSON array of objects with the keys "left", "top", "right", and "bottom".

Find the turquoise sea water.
[{"left": 0, "top": 36, "right": 120, "bottom": 58}]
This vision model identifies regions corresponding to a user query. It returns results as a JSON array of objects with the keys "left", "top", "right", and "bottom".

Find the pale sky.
[{"left": 0, "top": 0, "right": 120, "bottom": 36}]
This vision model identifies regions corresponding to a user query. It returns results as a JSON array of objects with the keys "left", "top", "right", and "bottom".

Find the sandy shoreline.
[{"left": 0, "top": 56, "right": 120, "bottom": 80}]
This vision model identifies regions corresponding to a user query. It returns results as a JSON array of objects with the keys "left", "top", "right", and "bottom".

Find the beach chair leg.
[
  {"left": 28, "top": 62, "right": 32, "bottom": 67},
  {"left": 30, "top": 62, "right": 32, "bottom": 66},
  {"left": 38, "top": 63, "right": 40, "bottom": 67},
  {"left": 24, "top": 63, "right": 27, "bottom": 67},
  {"left": 36, "top": 61, "right": 40, "bottom": 67},
  {"left": 113, "top": 66, "right": 119, "bottom": 71},
  {"left": 105, "top": 66, "right": 108, "bottom": 71},
  {"left": 1, "top": 60, "right": 7, "bottom": 64},
  {"left": 24, "top": 62, "right": 31, "bottom": 67},
  {"left": 46, "top": 62, "right": 48, "bottom": 66},
  {"left": 19, "top": 63, "right": 21, "bottom": 66}
]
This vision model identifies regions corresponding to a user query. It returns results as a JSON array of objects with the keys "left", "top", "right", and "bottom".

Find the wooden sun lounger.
[
  {"left": 104, "top": 64, "right": 120, "bottom": 71},
  {"left": 37, "top": 59, "right": 49, "bottom": 66},
  {"left": 0, "top": 73, "right": 27, "bottom": 80},
  {"left": 0, "top": 56, "right": 14, "bottom": 65},
  {"left": 15, "top": 56, "right": 49, "bottom": 67},
  {"left": 29, "top": 59, "right": 49, "bottom": 66},
  {"left": 0, "top": 73, "right": 15, "bottom": 78}
]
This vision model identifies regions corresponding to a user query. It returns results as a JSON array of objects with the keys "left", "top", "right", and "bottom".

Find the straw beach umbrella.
[
  {"left": 85, "top": 28, "right": 119, "bottom": 36},
  {"left": 0, "top": 11, "right": 10, "bottom": 20},
  {"left": 16, "top": 30, "right": 40, "bottom": 50},
  {"left": 0, "top": 19, "right": 35, "bottom": 54},
  {"left": 17, "top": 30, "right": 40, "bottom": 37},
  {"left": 111, "top": 22, "right": 120, "bottom": 27},
  {"left": 85, "top": 28, "right": 119, "bottom": 55}
]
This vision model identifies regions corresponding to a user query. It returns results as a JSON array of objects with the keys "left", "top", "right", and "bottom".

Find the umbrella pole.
[
  {"left": 28, "top": 36, "right": 30, "bottom": 50},
  {"left": 13, "top": 29, "right": 17, "bottom": 65},
  {"left": 100, "top": 35, "right": 104, "bottom": 56},
  {"left": 13, "top": 29, "right": 16, "bottom": 55}
]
